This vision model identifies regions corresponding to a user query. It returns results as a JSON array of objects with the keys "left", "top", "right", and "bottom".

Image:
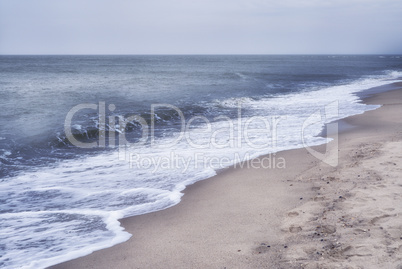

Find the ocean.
[{"left": 0, "top": 55, "right": 401, "bottom": 268}]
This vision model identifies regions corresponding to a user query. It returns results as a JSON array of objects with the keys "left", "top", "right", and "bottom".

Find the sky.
[{"left": 0, "top": 0, "right": 401, "bottom": 54}]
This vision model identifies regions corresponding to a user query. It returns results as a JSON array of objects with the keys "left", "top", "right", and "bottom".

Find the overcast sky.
[{"left": 0, "top": 0, "right": 401, "bottom": 54}]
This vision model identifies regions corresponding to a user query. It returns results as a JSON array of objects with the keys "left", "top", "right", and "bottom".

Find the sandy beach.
[{"left": 50, "top": 86, "right": 402, "bottom": 269}]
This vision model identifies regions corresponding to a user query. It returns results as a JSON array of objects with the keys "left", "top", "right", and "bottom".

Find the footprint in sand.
[
  {"left": 289, "top": 226, "right": 303, "bottom": 233},
  {"left": 313, "top": 196, "right": 325, "bottom": 201},
  {"left": 288, "top": 212, "right": 299, "bottom": 217},
  {"left": 370, "top": 214, "right": 392, "bottom": 225},
  {"left": 317, "top": 225, "right": 336, "bottom": 234}
]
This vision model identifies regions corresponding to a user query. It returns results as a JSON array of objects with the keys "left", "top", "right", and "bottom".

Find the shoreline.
[{"left": 50, "top": 87, "right": 401, "bottom": 268}]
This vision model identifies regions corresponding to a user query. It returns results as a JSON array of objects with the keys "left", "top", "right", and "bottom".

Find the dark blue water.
[{"left": 0, "top": 55, "right": 401, "bottom": 268}]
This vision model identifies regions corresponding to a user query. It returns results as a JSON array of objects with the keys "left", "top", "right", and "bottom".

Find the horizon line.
[{"left": 1, "top": 53, "right": 402, "bottom": 56}]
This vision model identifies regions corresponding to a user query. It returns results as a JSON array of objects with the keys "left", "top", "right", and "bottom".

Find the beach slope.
[{"left": 50, "top": 88, "right": 402, "bottom": 269}]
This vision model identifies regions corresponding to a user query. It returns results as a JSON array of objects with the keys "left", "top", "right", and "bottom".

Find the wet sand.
[{"left": 50, "top": 87, "right": 402, "bottom": 269}]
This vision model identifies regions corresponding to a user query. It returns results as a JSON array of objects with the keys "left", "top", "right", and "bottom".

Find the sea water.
[{"left": 0, "top": 55, "right": 401, "bottom": 268}]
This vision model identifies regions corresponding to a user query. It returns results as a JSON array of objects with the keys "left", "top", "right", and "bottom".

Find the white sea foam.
[{"left": 0, "top": 70, "right": 401, "bottom": 269}]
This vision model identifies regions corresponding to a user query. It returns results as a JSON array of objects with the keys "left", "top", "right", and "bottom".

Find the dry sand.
[{"left": 50, "top": 87, "right": 402, "bottom": 269}]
